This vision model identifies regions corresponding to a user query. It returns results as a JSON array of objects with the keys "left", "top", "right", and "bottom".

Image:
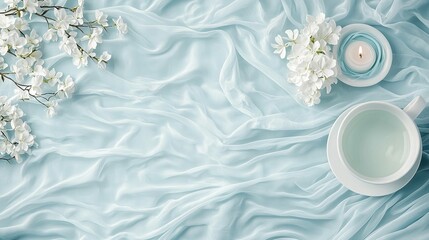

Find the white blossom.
[
  {"left": 95, "top": 10, "right": 108, "bottom": 27},
  {"left": 271, "top": 35, "right": 287, "bottom": 59},
  {"left": 47, "top": 100, "right": 58, "bottom": 118},
  {"left": 59, "top": 35, "right": 78, "bottom": 55},
  {"left": 57, "top": 75, "right": 75, "bottom": 98},
  {"left": 11, "top": 58, "right": 32, "bottom": 82},
  {"left": 114, "top": 16, "right": 128, "bottom": 35},
  {"left": 74, "top": 6, "right": 84, "bottom": 25},
  {"left": 82, "top": 27, "right": 103, "bottom": 50},
  {"left": 0, "top": 98, "right": 34, "bottom": 163},
  {"left": 14, "top": 89, "right": 30, "bottom": 100},
  {"left": 285, "top": 29, "right": 299, "bottom": 42},
  {"left": 53, "top": 9, "right": 74, "bottom": 37},
  {"left": 14, "top": 18, "right": 29, "bottom": 31},
  {"left": 43, "top": 28, "right": 58, "bottom": 42},
  {"left": 26, "top": 29, "right": 42, "bottom": 46},
  {"left": 29, "top": 76, "right": 43, "bottom": 95},
  {"left": 45, "top": 68, "right": 63, "bottom": 86},
  {"left": 72, "top": 50, "right": 88, "bottom": 69},
  {"left": 23, "top": 0, "right": 39, "bottom": 15},
  {"left": 97, "top": 51, "right": 111, "bottom": 69},
  {"left": 8, "top": 32, "right": 27, "bottom": 50},
  {"left": 273, "top": 13, "right": 341, "bottom": 106},
  {"left": 0, "top": 15, "right": 15, "bottom": 29},
  {"left": 0, "top": 0, "right": 127, "bottom": 162}
]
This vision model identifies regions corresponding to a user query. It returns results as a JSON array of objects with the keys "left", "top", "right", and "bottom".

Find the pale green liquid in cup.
[{"left": 342, "top": 110, "right": 410, "bottom": 178}]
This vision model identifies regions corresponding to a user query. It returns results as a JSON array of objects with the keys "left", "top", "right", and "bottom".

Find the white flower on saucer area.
[
  {"left": 272, "top": 13, "right": 341, "bottom": 106},
  {"left": 0, "top": 0, "right": 127, "bottom": 163}
]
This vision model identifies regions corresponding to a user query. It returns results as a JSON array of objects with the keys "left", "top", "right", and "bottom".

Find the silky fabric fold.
[{"left": 0, "top": 0, "right": 429, "bottom": 239}]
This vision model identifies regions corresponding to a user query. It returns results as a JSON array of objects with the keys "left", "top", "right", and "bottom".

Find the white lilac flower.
[
  {"left": 285, "top": 29, "right": 299, "bottom": 42},
  {"left": 326, "top": 20, "right": 341, "bottom": 45},
  {"left": 271, "top": 35, "right": 287, "bottom": 59},
  {"left": 95, "top": 10, "right": 109, "bottom": 27},
  {"left": 273, "top": 13, "right": 341, "bottom": 106},
  {"left": 306, "top": 13, "right": 326, "bottom": 25},
  {"left": 114, "top": 16, "right": 128, "bottom": 35},
  {"left": 57, "top": 75, "right": 75, "bottom": 98},
  {"left": 323, "top": 76, "right": 337, "bottom": 94},
  {"left": 97, "top": 51, "right": 111, "bottom": 69}
]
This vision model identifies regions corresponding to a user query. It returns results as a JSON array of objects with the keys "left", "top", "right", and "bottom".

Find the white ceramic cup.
[{"left": 336, "top": 96, "right": 426, "bottom": 184}]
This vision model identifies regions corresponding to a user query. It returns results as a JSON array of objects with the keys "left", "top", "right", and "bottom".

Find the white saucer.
[
  {"left": 333, "top": 24, "right": 393, "bottom": 87},
  {"left": 327, "top": 107, "right": 421, "bottom": 197}
]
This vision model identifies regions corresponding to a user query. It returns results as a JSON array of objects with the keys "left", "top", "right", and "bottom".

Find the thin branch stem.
[
  {"left": 40, "top": 5, "right": 74, "bottom": 11},
  {"left": 0, "top": 73, "right": 50, "bottom": 108}
]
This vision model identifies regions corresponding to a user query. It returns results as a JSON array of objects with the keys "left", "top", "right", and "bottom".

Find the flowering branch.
[
  {"left": 0, "top": 0, "right": 128, "bottom": 162},
  {"left": 272, "top": 13, "right": 341, "bottom": 106}
]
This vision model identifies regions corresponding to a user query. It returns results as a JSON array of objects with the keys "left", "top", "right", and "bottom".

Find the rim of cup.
[{"left": 336, "top": 102, "right": 421, "bottom": 185}]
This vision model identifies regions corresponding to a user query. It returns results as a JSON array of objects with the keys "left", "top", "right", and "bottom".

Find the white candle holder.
[{"left": 333, "top": 24, "right": 392, "bottom": 87}]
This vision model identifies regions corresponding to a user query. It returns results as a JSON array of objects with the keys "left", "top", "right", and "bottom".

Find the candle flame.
[{"left": 358, "top": 46, "right": 363, "bottom": 58}]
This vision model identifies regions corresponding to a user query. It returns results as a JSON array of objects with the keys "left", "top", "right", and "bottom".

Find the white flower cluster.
[
  {"left": 0, "top": 0, "right": 127, "bottom": 162},
  {"left": 272, "top": 13, "right": 341, "bottom": 106},
  {"left": 0, "top": 96, "right": 34, "bottom": 163}
]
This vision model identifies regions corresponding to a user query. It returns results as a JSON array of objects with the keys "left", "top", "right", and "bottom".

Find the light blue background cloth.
[{"left": 1, "top": 0, "right": 429, "bottom": 239}]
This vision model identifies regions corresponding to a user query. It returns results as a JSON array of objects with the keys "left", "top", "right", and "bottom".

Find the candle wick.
[{"left": 358, "top": 46, "right": 363, "bottom": 59}]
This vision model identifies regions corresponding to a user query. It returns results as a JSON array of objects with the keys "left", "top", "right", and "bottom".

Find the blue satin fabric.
[
  {"left": 338, "top": 33, "right": 385, "bottom": 79},
  {"left": 1, "top": 0, "right": 429, "bottom": 239}
]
